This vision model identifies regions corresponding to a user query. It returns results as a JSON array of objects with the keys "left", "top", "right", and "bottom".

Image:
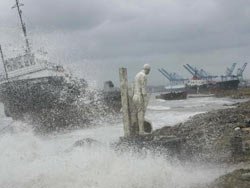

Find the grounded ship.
[
  {"left": 0, "top": 52, "right": 86, "bottom": 118},
  {"left": 0, "top": 0, "right": 90, "bottom": 130},
  {"left": 156, "top": 91, "right": 187, "bottom": 100},
  {"left": 155, "top": 83, "right": 187, "bottom": 100}
]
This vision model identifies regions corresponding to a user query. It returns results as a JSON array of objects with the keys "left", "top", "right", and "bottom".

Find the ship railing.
[
  {"left": 7, "top": 62, "right": 47, "bottom": 78},
  {"left": 0, "top": 61, "right": 67, "bottom": 83}
]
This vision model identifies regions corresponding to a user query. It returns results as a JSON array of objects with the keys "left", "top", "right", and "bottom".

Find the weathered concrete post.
[{"left": 119, "top": 68, "right": 131, "bottom": 137}]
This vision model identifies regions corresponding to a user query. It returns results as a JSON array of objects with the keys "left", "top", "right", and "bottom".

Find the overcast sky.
[{"left": 0, "top": 0, "right": 249, "bottom": 87}]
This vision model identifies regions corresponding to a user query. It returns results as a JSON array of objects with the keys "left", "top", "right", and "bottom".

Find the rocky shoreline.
[
  {"left": 205, "top": 169, "right": 250, "bottom": 188},
  {"left": 153, "top": 100, "right": 250, "bottom": 162},
  {"left": 153, "top": 99, "right": 250, "bottom": 187},
  {"left": 117, "top": 100, "right": 250, "bottom": 161},
  {"left": 116, "top": 97, "right": 250, "bottom": 187}
]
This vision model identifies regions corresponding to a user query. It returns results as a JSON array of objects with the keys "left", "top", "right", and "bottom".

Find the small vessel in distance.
[
  {"left": 156, "top": 91, "right": 187, "bottom": 100},
  {"left": 157, "top": 68, "right": 188, "bottom": 100}
]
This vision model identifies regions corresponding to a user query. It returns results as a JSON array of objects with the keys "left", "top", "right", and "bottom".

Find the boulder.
[
  {"left": 73, "top": 138, "right": 100, "bottom": 147},
  {"left": 65, "top": 138, "right": 101, "bottom": 152},
  {"left": 208, "top": 169, "right": 250, "bottom": 188}
]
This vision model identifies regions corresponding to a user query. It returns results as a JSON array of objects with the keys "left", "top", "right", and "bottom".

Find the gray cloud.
[{"left": 0, "top": 0, "right": 249, "bottom": 86}]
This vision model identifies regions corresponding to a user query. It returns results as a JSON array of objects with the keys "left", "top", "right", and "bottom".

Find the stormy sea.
[{"left": 0, "top": 95, "right": 246, "bottom": 188}]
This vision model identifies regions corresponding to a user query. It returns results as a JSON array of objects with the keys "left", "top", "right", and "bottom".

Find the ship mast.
[
  {"left": 0, "top": 45, "right": 9, "bottom": 81},
  {"left": 12, "top": 0, "right": 31, "bottom": 54}
]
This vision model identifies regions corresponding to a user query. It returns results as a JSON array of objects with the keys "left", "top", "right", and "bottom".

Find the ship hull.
[
  {"left": 156, "top": 91, "right": 187, "bottom": 100},
  {"left": 185, "top": 84, "right": 210, "bottom": 94},
  {"left": 186, "top": 79, "right": 240, "bottom": 94},
  {"left": 211, "top": 79, "right": 240, "bottom": 92},
  {"left": 0, "top": 76, "right": 87, "bottom": 131}
]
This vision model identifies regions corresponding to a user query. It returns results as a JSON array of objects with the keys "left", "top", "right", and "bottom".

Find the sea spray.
[
  {"left": 0, "top": 97, "right": 245, "bottom": 187},
  {"left": 0, "top": 125, "right": 228, "bottom": 188}
]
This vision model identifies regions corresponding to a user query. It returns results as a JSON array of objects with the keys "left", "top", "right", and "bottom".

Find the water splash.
[
  {"left": 0, "top": 127, "right": 228, "bottom": 188},
  {"left": 0, "top": 96, "right": 242, "bottom": 188}
]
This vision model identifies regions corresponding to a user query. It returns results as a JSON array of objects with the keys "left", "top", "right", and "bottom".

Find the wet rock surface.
[
  {"left": 152, "top": 100, "right": 250, "bottom": 162},
  {"left": 116, "top": 100, "right": 250, "bottom": 163},
  {"left": 206, "top": 169, "right": 250, "bottom": 188},
  {"left": 73, "top": 138, "right": 101, "bottom": 147},
  {"left": 65, "top": 138, "right": 102, "bottom": 152},
  {"left": 114, "top": 135, "right": 183, "bottom": 157},
  {"left": 115, "top": 98, "right": 250, "bottom": 187}
]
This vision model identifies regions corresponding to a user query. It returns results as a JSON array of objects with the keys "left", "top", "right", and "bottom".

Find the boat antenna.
[
  {"left": 0, "top": 45, "right": 9, "bottom": 81},
  {"left": 12, "top": 0, "right": 31, "bottom": 54}
]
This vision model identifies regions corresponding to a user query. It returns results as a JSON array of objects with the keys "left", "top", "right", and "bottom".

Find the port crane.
[
  {"left": 158, "top": 68, "right": 172, "bottom": 81},
  {"left": 226, "top": 63, "right": 237, "bottom": 77},
  {"left": 158, "top": 68, "right": 187, "bottom": 84},
  {"left": 221, "top": 63, "right": 237, "bottom": 81},
  {"left": 199, "top": 69, "right": 214, "bottom": 80},
  {"left": 183, "top": 64, "right": 201, "bottom": 79},
  {"left": 236, "top": 63, "right": 248, "bottom": 81},
  {"left": 158, "top": 68, "right": 187, "bottom": 91},
  {"left": 183, "top": 64, "right": 217, "bottom": 80},
  {"left": 184, "top": 64, "right": 202, "bottom": 79},
  {"left": 161, "top": 69, "right": 187, "bottom": 82}
]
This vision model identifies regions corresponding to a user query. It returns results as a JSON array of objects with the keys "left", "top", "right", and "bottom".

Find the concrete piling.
[{"left": 119, "top": 68, "right": 131, "bottom": 137}]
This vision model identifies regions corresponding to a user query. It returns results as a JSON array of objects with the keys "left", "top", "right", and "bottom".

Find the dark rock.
[
  {"left": 230, "top": 136, "right": 243, "bottom": 160},
  {"left": 144, "top": 120, "right": 152, "bottom": 133},
  {"left": 65, "top": 138, "right": 101, "bottom": 152},
  {"left": 114, "top": 100, "right": 250, "bottom": 162},
  {"left": 114, "top": 134, "right": 183, "bottom": 158},
  {"left": 151, "top": 100, "right": 250, "bottom": 162},
  {"left": 73, "top": 138, "right": 100, "bottom": 147},
  {"left": 241, "top": 173, "right": 250, "bottom": 181},
  {"left": 208, "top": 169, "right": 250, "bottom": 188},
  {"left": 245, "top": 118, "right": 250, "bottom": 126}
]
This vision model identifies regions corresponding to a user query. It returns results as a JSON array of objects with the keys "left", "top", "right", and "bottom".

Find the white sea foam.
[
  {"left": 0, "top": 128, "right": 227, "bottom": 188},
  {"left": 146, "top": 111, "right": 204, "bottom": 129},
  {"left": 0, "top": 97, "right": 244, "bottom": 188},
  {"left": 147, "top": 105, "right": 171, "bottom": 111}
]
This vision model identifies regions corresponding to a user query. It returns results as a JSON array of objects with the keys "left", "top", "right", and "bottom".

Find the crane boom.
[
  {"left": 186, "top": 64, "right": 203, "bottom": 78},
  {"left": 226, "top": 63, "right": 237, "bottom": 76},
  {"left": 183, "top": 65, "right": 195, "bottom": 76},
  {"left": 158, "top": 69, "right": 172, "bottom": 81},
  {"left": 161, "top": 68, "right": 177, "bottom": 81},
  {"left": 240, "top": 62, "right": 248, "bottom": 75},
  {"left": 237, "top": 63, "right": 248, "bottom": 76}
]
